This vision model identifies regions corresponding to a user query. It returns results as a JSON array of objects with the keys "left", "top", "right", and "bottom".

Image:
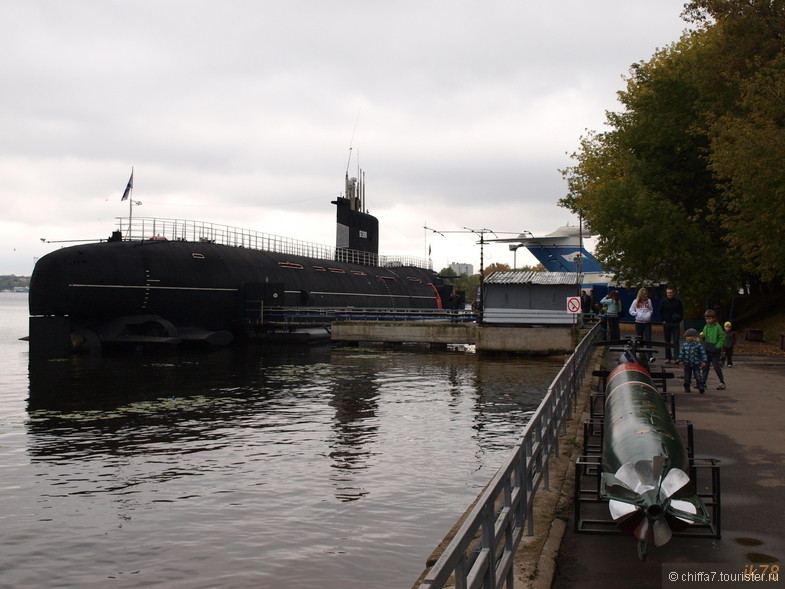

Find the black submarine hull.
[
  {"left": 29, "top": 173, "right": 453, "bottom": 354},
  {"left": 29, "top": 238, "right": 445, "bottom": 353}
]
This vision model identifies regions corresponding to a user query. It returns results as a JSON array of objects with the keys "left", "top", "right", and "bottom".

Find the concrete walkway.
[{"left": 521, "top": 340, "right": 785, "bottom": 588}]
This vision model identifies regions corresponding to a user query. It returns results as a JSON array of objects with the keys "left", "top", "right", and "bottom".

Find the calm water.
[{"left": 0, "top": 292, "right": 562, "bottom": 588}]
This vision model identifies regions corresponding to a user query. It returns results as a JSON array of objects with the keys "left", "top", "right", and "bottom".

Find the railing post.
[
  {"left": 524, "top": 433, "right": 535, "bottom": 536},
  {"left": 481, "top": 502, "right": 496, "bottom": 588}
]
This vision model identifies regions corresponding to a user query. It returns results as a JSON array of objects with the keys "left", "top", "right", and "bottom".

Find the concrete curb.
[
  {"left": 529, "top": 402, "right": 591, "bottom": 589},
  {"left": 533, "top": 517, "right": 567, "bottom": 589}
]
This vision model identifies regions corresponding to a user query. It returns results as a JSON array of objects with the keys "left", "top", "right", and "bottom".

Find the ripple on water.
[{"left": 0, "top": 297, "right": 562, "bottom": 588}]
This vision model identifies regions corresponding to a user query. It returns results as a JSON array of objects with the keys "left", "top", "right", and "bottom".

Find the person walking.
[
  {"left": 659, "top": 287, "right": 683, "bottom": 363},
  {"left": 678, "top": 328, "right": 708, "bottom": 393},
  {"left": 701, "top": 310, "right": 727, "bottom": 389},
  {"left": 600, "top": 290, "right": 623, "bottom": 340},
  {"left": 629, "top": 287, "right": 653, "bottom": 341},
  {"left": 722, "top": 321, "right": 737, "bottom": 367}
]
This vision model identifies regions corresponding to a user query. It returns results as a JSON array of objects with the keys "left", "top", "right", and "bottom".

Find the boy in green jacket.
[{"left": 701, "top": 310, "right": 726, "bottom": 390}]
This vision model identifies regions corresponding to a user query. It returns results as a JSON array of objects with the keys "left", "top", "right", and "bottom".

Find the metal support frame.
[{"left": 573, "top": 418, "right": 721, "bottom": 540}]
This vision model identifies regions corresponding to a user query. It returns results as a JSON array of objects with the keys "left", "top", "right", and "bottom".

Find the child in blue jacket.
[{"left": 678, "top": 328, "right": 708, "bottom": 393}]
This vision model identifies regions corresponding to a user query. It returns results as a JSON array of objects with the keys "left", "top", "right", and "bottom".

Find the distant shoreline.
[{"left": 0, "top": 275, "right": 30, "bottom": 292}]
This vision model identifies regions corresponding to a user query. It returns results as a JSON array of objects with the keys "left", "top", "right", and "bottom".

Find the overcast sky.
[{"left": 1, "top": 0, "right": 691, "bottom": 277}]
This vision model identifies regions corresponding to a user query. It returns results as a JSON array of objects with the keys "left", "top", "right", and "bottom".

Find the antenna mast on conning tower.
[{"left": 344, "top": 109, "right": 365, "bottom": 213}]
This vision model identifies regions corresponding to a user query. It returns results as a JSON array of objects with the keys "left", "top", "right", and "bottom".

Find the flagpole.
[
  {"left": 129, "top": 167, "right": 133, "bottom": 234},
  {"left": 123, "top": 166, "right": 134, "bottom": 237}
]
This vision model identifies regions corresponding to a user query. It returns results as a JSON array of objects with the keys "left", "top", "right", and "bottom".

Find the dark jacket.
[{"left": 659, "top": 296, "right": 683, "bottom": 323}]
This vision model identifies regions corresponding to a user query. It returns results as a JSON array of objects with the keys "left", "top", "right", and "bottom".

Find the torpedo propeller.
[{"left": 602, "top": 456, "right": 705, "bottom": 559}]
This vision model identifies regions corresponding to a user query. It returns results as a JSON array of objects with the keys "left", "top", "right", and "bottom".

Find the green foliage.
[
  {"left": 0, "top": 275, "right": 30, "bottom": 291},
  {"left": 519, "top": 263, "right": 546, "bottom": 272},
  {"left": 483, "top": 262, "right": 511, "bottom": 276},
  {"left": 439, "top": 266, "right": 480, "bottom": 301},
  {"left": 561, "top": 2, "right": 785, "bottom": 301},
  {"left": 710, "top": 51, "right": 785, "bottom": 284}
]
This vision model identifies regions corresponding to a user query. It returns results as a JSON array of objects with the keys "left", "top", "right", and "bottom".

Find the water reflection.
[
  {"left": 26, "top": 347, "right": 555, "bottom": 496},
  {"left": 472, "top": 358, "right": 546, "bottom": 444},
  {"left": 326, "top": 357, "right": 381, "bottom": 502},
  {"left": 27, "top": 345, "right": 325, "bottom": 410},
  {"left": 18, "top": 343, "right": 562, "bottom": 588},
  {"left": 25, "top": 347, "right": 331, "bottom": 488}
]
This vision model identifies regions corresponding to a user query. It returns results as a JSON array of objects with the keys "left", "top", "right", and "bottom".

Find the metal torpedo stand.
[{"left": 574, "top": 336, "right": 721, "bottom": 561}]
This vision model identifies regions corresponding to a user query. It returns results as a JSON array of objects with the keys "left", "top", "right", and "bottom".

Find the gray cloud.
[{"left": 1, "top": 0, "right": 688, "bottom": 275}]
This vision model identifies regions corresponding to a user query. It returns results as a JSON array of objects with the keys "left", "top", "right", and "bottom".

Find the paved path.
[{"left": 544, "top": 350, "right": 785, "bottom": 588}]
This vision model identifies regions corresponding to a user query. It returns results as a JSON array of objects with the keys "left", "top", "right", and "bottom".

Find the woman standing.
[
  {"left": 629, "top": 287, "right": 653, "bottom": 341},
  {"left": 600, "top": 290, "right": 622, "bottom": 340}
]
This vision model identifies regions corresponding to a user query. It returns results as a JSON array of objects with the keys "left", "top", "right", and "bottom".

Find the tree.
[
  {"left": 439, "top": 266, "right": 480, "bottom": 302},
  {"left": 560, "top": 34, "right": 736, "bottom": 300},
  {"left": 519, "top": 263, "right": 546, "bottom": 272},
  {"left": 709, "top": 51, "right": 785, "bottom": 286},
  {"left": 0, "top": 275, "right": 30, "bottom": 291},
  {"left": 483, "top": 263, "right": 511, "bottom": 277},
  {"left": 561, "top": 1, "right": 785, "bottom": 303}
]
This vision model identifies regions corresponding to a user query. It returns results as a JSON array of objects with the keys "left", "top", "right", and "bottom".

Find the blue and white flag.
[{"left": 121, "top": 168, "right": 134, "bottom": 201}]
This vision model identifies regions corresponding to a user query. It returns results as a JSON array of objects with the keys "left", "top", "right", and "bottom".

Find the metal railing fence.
[
  {"left": 417, "top": 323, "right": 602, "bottom": 589},
  {"left": 114, "top": 216, "right": 432, "bottom": 269}
]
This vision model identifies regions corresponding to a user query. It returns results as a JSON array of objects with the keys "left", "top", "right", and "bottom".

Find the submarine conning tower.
[{"left": 332, "top": 172, "right": 379, "bottom": 264}]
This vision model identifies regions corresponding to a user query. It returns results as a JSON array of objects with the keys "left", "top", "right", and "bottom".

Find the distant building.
[{"left": 450, "top": 262, "right": 474, "bottom": 276}]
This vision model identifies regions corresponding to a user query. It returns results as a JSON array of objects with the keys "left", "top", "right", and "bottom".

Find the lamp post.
[
  {"left": 423, "top": 225, "right": 497, "bottom": 321},
  {"left": 509, "top": 244, "right": 520, "bottom": 269},
  {"left": 577, "top": 211, "right": 584, "bottom": 296},
  {"left": 465, "top": 227, "right": 492, "bottom": 321}
]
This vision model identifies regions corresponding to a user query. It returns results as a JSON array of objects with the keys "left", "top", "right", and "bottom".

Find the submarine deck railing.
[
  {"left": 115, "top": 216, "right": 432, "bottom": 270},
  {"left": 417, "top": 322, "right": 601, "bottom": 589}
]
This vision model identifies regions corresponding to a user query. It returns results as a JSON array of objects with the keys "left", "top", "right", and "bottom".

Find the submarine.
[{"left": 29, "top": 173, "right": 451, "bottom": 355}]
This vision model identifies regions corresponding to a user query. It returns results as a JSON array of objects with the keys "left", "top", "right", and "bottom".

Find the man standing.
[
  {"left": 659, "top": 287, "right": 684, "bottom": 363},
  {"left": 581, "top": 290, "right": 592, "bottom": 323}
]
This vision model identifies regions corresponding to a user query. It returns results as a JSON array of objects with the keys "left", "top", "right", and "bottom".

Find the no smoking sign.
[{"left": 566, "top": 296, "right": 582, "bottom": 314}]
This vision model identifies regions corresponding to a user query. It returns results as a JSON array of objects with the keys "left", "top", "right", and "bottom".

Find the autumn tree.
[
  {"left": 560, "top": 0, "right": 785, "bottom": 303},
  {"left": 560, "top": 32, "right": 733, "bottom": 299},
  {"left": 483, "top": 262, "right": 511, "bottom": 277}
]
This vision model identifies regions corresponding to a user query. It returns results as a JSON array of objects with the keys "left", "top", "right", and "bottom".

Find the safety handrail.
[
  {"left": 417, "top": 323, "right": 602, "bottom": 589},
  {"left": 114, "top": 216, "right": 432, "bottom": 270}
]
